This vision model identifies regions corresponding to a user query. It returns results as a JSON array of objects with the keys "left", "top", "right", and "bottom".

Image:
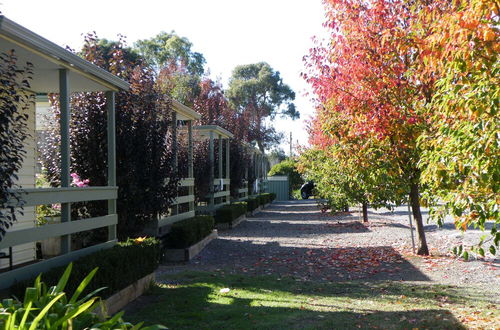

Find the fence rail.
[
  {"left": 146, "top": 178, "right": 196, "bottom": 237},
  {"left": 8, "top": 186, "right": 117, "bottom": 206},
  {"left": 0, "top": 186, "right": 118, "bottom": 290}
]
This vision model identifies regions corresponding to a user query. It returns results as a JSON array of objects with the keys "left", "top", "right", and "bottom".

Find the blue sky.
[{"left": 1, "top": 0, "right": 326, "bottom": 151}]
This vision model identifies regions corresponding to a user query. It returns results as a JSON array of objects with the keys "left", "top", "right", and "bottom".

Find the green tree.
[
  {"left": 226, "top": 62, "right": 299, "bottom": 152},
  {"left": 134, "top": 31, "right": 205, "bottom": 105},
  {"left": 134, "top": 31, "right": 205, "bottom": 75},
  {"left": 268, "top": 158, "right": 303, "bottom": 198},
  {"left": 415, "top": 0, "right": 499, "bottom": 257}
]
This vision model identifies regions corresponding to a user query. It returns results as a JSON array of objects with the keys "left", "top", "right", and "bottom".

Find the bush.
[
  {"left": 246, "top": 197, "right": 259, "bottom": 212},
  {"left": 10, "top": 238, "right": 161, "bottom": 300},
  {"left": 215, "top": 203, "right": 246, "bottom": 224},
  {"left": 164, "top": 215, "right": 214, "bottom": 249},
  {"left": 268, "top": 158, "right": 304, "bottom": 192},
  {"left": 0, "top": 51, "right": 31, "bottom": 240},
  {"left": 258, "top": 193, "right": 273, "bottom": 205},
  {"left": 1, "top": 263, "right": 165, "bottom": 329},
  {"left": 232, "top": 201, "right": 248, "bottom": 215}
]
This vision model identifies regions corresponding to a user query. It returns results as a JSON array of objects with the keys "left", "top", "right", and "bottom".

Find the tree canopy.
[
  {"left": 227, "top": 62, "right": 299, "bottom": 152},
  {"left": 134, "top": 31, "right": 206, "bottom": 105},
  {"left": 134, "top": 31, "right": 205, "bottom": 76}
]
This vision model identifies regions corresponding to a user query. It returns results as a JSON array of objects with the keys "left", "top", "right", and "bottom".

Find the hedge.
[
  {"left": 163, "top": 215, "right": 214, "bottom": 249},
  {"left": 260, "top": 193, "right": 271, "bottom": 205},
  {"left": 215, "top": 203, "right": 247, "bottom": 224},
  {"left": 10, "top": 237, "right": 161, "bottom": 299},
  {"left": 232, "top": 201, "right": 248, "bottom": 215},
  {"left": 246, "top": 197, "right": 259, "bottom": 212}
]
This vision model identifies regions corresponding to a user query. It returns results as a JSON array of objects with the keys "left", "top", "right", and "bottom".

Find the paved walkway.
[{"left": 158, "top": 200, "right": 499, "bottom": 290}]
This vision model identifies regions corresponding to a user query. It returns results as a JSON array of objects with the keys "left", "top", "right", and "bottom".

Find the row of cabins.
[{"left": 0, "top": 16, "right": 269, "bottom": 289}]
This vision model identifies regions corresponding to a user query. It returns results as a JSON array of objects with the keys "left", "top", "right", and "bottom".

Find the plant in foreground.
[{"left": 0, "top": 263, "right": 166, "bottom": 329}]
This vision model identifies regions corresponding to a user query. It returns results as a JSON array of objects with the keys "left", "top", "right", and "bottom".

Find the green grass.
[{"left": 126, "top": 271, "right": 499, "bottom": 329}]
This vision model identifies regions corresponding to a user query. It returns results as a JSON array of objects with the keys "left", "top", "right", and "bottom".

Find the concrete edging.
[
  {"left": 216, "top": 214, "right": 246, "bottom": 230},
  {"left": 246, "top": 205, "right": 263, "bottom": 217},
  {"left": 163, "top": 230, "right": 218, "bottom": 262},
  {"left": 98, "top": 272, "right": 155, "bottom": 316}
]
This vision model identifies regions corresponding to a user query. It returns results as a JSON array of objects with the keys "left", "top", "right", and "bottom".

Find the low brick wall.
[
  {"left": 98, "top": 272, "right": 155, "bottom": 316},
  {"left": 163, "top": 230, "right": 218, "bottom": 262}
]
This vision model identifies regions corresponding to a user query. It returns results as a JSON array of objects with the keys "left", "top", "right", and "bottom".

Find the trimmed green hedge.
[
  {"left": 246, "top": 197, "right": 259, "bottom": 212},
  {"left": 164, "top": 215, "right": 214, "bottom": 249},
  {"left": 215, "top": 203, "right": 247, "bottom": 224},
  {"left": 10, "top": 237, "right": 161, "bottom": 299},
  {"left": 251, "top": 193, "right": 274, "bottom": 206},
  {"left": 232, "top": 201, "right": 248, "bottom": 215},
  {"left": 259, "top": 193, "right": 273, "bottom": 205}
]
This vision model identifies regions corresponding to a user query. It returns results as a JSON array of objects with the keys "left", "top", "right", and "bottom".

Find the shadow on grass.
[{"left": 126, "top": 273, "right": 469, "bottom": 330}]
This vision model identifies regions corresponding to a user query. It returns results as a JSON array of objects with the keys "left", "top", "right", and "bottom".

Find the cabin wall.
[{"left": 0, "top": 97, "right": 36, "bottom": 269}]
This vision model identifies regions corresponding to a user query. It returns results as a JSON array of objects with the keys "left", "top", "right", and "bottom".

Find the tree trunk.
[
  {"left": 362, "top": 202, "right": 368, "bottom": 223},
  {"left": 409, "top": 183, "right": 429, "bottom": 255}
]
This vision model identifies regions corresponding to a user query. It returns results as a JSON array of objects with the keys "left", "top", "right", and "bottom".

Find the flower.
[
  {"left": 133, "top": 236, "right": 147, "bottom": 244},
  {"left": 70, "top": 173, "right": 90, "bottom": 188}
]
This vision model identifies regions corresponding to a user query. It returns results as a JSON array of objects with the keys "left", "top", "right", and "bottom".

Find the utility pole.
[{"left": 289, "top": 132, "right": 293, "bottom": 157}]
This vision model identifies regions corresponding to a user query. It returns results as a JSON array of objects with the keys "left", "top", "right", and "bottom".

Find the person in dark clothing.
[{"left": 300, "top": 181, "right": 315, "bottom": 199}]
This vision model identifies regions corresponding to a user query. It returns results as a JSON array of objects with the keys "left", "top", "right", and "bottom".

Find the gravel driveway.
[{"left": 157, "top": 200, "right": 499, "bottom": 292}]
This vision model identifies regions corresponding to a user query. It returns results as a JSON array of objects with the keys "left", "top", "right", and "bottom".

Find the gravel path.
[{"left": 157, "top": 200, "right": 499, "bottom": 292}]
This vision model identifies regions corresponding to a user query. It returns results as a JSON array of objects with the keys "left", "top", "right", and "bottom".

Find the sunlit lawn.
[{"left": 126, "top": 271, "right": 499, "bottom": 329}]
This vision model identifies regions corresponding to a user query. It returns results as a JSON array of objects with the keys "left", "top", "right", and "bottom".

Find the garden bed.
[
  {"left": 99, "top": 272, "right": 155, "bottom": 316},
  {"left": 216, "top": 214, "right": 246, "bottom": 230},
  {"left": 247, "top": 206, "right": 262, "bottom": 217},
  {"left": 163, "top": 230, "right": 218, "bottom": 262}
]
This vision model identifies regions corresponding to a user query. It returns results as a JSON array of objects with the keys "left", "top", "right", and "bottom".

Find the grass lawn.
[{"left": 126, "top": 271, "right": 499, "bottom": 329}]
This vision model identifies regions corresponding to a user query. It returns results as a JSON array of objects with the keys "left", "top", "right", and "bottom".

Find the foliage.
[
  {"left": 134, "top": 31, "right": 205, "bottom": 105},
  {"left": 39, "top": 34, "right": 180, "bottom": 239},
  {"left": 245, "top": 197, "right": 259, "bottom": 212},
  {"left": 11, "top": 238, "right": 161, "bottom": 300},
  {"left": 298, "top": 144, "right": 400, "bottom": 216},
  {"left": 232, "top": 201, "right": 248, "bottom": 214},
  {"left": 304, "top": 0, "right": 432, "bottom": 254},
  {"left": 134, "top": 31, "right": 205, "bottom": 76},
  {"left": 214, "top": 203, "right": 246, "bottom": 224},
  {"left": 226, "top": 62, "right": 299, "bottom": 152},
  {"left": 163, "top": 215, "right": 214, "bottom": 249},
  {"left": 305, "top": 0, "right": 499, "bottom": 255},
  {"left": 192, "top": 78, "right": 251, "bottom": 200},
  {"left": 1, "top": 263, "right": 164, "bottom": 329},
  {"left": 267, "top": 149, "right": 287, "bottom": 166},
  {"left": 258, "top": 193, "right": 274, "bottom": 205},
  {"left": 415, "top": 0, "right": 499, "bottom": 257},
  {"left": 268, "top": 158, "right": 304, "bottom": 192},
  {"left": 35, "top": 204, "right": 60, "bottom": 226},
  {"left": 0, "top": 50, "right": 31, "bottom": 241}
]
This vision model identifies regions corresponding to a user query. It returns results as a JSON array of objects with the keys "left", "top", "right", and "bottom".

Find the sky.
[{"left": 1, "top": 0, "right": 327, "bottom": 152}]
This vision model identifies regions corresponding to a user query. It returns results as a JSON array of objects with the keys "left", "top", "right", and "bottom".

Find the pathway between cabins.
[{"left": 157, "top": 200, "right": 499, "bottom": 292}]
